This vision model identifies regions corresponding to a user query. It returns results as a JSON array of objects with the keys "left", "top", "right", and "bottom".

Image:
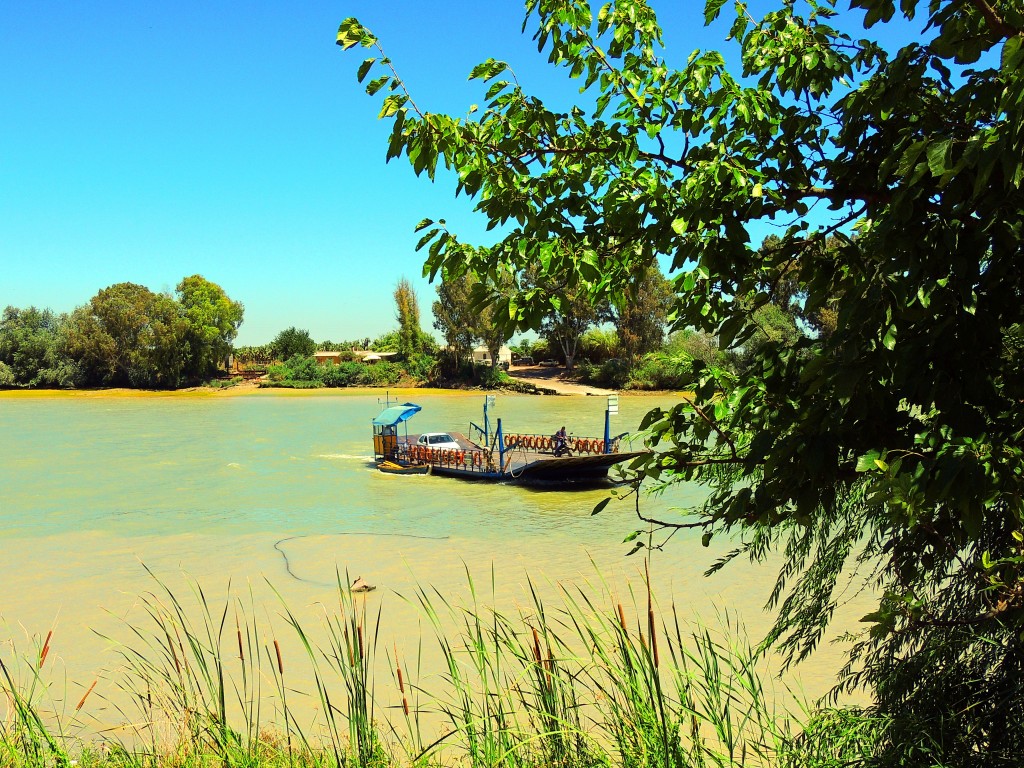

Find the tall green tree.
[
  {"left": 176, "top": 275, "right": 244, "bottom": 380},
  {"left": 64, "top": 283, "right": 187, "bottom": 388},
  {"left": 433, "top": 272, "right": 479, "bottom": 371},
  {"left": 523, "top": 255, "right": 604, "bottom": 371},
  {"left": 272, "top": 327, "right": 316, "bottom": 360},
  {"left": 393, "top": 277, "right": 422, "bottom": 358},
  {"left": 608, "top": 263, "right": 674, "bottom": 365},
  {"left": 342, "top": 0, "right": 1024, "bottom": 761},
  {"left": 0, "top": 306, "right": 78, "bottom": 387}
]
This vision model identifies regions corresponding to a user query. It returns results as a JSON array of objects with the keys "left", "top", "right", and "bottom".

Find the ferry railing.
[
  {"left": 498, "top": 432, "right": 622, "bottom": 455},
  {"left": 396, "top": 443, "right": 495, "bottom": 474}
]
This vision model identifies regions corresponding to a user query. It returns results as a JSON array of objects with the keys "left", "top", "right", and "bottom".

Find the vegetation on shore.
[
  {"left": 0, "top": 277, "right": 243, "bottom": 390},
  {"left": 3, "top": 271, "right": 693, "bottom": 393},
  {"left": 0, "top": 571, "right": 878, "bottom": 768}
]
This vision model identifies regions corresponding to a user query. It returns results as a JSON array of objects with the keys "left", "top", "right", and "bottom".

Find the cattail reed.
[
  {"left": 76, "top": 679, "right": 97, "bottom": 711},
  {"left": 236, "top": 613, "right": 244, "bottom": 662},
  {"left": 168, "top": 631, "right": 181, "bottom": 676},
  {"left": 274, "top": 639, "right": 284, "bottom": 676},
  {"left": 395, "top": 653, "right": 410, "bottom": 716},
  {"left": 647, "top": 560, "right": 660, "bottom": 668},
  {"left": 617, "top": 602, "right": 628, "bottom": 632},
  {"left": 38, "top": 630, "right": 52, "bottom": 669}
]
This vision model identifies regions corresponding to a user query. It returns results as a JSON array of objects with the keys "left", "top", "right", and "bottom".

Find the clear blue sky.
[{"left": 1, "top": 1, "right": 921, "bottom": 346}]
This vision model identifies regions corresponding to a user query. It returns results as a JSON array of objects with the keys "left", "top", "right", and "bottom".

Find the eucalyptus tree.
[
  {"left": 393, "top": 277, "right": 422, "bottom": 358},
  {"left": 521, "top": 258, "right": 606, "bottom": 371},
  {"left": 340, "top": 0, "right": 1024, "bottom": 761},
  {"left": 434, "top": 263, "right": 512, "bottom": 370},
  {"left": 433, "top": 271, "right": 478, "bottom": 370},
  {"left": 608, "top": 263, "right": 674, "bottom": 365},
  {"left": 176, "top": 275, "right": 244, "bottom": 380}
]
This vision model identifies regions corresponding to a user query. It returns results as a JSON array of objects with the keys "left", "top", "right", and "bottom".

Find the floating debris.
[{"left": 351, "top": 576, "right": 376, "bottom": 593}]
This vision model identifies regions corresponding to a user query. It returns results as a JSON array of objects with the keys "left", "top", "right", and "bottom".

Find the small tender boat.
[
  {"left": 376, "top": 460, "right": 429, "bottom": 475},
  {"left": 371, "top": 397, "right": 646, "bottom": 486}
]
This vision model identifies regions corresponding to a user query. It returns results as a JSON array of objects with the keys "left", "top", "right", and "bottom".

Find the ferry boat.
[{"left": 371, "top": 396, "right": 646, "bottom": 485}]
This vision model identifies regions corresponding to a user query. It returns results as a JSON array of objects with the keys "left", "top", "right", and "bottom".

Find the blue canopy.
[{"left": 372, "top": 402, "right": 422, "bottom": 427}]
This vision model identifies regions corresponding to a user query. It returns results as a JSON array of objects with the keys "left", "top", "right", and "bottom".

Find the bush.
[
  {"left": 265, "top": 355, "right": 322, "bottom": 386},
  {"left": 260, "top": 378, "right": 323, "bottom": 389},
  {"left": 358, "top": 361, "right": 403, "bottom": 386},
  {"left": 203, "top": 376, "right": 243, "bottom": 389},
  {"left": 624, "top": 353, "right": 691, "bottom": 391},
  {"left": 403, "top": 352, "right": 437, "bottom": 382},
  {"left": 260, "top": 353, "right": 433, "bottom": 389},
  {"left": 318, "top": 361, "right": 364, "bottom": 387},
  {"left": 577, "top": 358, "right": 630, "bottom": 389}
]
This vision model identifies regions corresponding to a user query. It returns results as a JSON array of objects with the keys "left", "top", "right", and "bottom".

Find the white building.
[{"left": 471, "top": 345, "right": 512, "bottom": 367}]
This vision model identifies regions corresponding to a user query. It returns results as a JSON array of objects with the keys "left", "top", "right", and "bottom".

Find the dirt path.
[{"left": 506, "top": 365, "right": 615, "bottom": 396}]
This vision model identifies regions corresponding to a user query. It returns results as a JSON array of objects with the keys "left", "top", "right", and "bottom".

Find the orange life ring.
[
  {"left": 543, "top": 436, "right": 551, "bottom": 451},
  {"left": 524, "top": 435, "right": 533, "bottom": 449},
  {"left": 578, "top": 439, "right": 588, "bottom": 453},
  {"left": 457, "top": 450, "right": 465, "bottom": 465},
  {"left": 597, "top": 440, "right": 605, "bottom": 453},
  {"left": 472, "top": 452, "right": 481, "bottom": 467}
]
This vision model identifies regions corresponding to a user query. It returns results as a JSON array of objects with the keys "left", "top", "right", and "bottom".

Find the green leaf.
[
  {"left": 592, "top": 497, "right": 611, "bottom": 516},
  {"left": 926, "top": 139, "right": 952, "bottom": 177},
  {"left": 357, "top": 57, "right": 376, "bottom": 83},
  {"left": 336, "top": 18, "right": 374, "bottom": 50},
  {"left": 882, "top": 325, "right": 897, "bottom": 350},
  {"left": 855, "top": 451, "right": 882, "bottom": 472},
  {"left": 704, "top": 0, "right": 729, "bottom": 25}
]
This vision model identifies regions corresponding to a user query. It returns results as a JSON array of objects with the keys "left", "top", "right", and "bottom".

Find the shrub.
[
  {"left": 359, "top": 361, "right": 403, "bottom": 386},
  {"left": 318, "top": 361, "right": 364, "bottom": 387},
  {"left": 577, "top": 358, "right": 630, "bottom": 389},
  {"left": 403, "top": 352, "right": 437, "bottom": 382},
  {"left": 624, "top": 353, "right": 691, "bottom": 391}
]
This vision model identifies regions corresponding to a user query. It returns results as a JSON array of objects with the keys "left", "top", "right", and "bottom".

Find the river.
[{"left": 0, "top": 388, "right": 868, "bottom": 732}]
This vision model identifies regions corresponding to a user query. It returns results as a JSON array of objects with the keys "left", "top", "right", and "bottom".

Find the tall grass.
[{"left": 0, "top": 567, "right": 879, "bottom": 768}]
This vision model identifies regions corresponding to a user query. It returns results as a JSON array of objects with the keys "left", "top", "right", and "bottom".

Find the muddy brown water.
[{"left": 0, "top": 389, "right": 870, "bottom": 735}]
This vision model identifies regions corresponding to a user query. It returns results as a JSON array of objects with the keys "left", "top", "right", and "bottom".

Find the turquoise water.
[{"left": 0, "top": 390, "right": 866, "bottom": 722}]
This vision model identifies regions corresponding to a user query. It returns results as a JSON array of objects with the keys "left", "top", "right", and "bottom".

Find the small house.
[
  {"left": 314, "top": 351, "right": 343, "bottom": 366},
  {"left": 471, "top": 345, "right": 513, "bottom": 368}
]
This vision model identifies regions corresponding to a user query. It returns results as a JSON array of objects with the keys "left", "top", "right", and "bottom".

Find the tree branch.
[{"left": 969, "top": 0, "right": 1022, "bottom": 39}]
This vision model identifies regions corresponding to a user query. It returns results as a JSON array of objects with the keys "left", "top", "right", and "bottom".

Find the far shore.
[{"left": 0, "top": 382, "right": 690, "bottom": 399}]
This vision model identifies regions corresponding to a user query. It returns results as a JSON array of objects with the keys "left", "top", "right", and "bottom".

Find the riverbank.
[{"left": 0, "top": 381, "right": 689, "bottom": 399}]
